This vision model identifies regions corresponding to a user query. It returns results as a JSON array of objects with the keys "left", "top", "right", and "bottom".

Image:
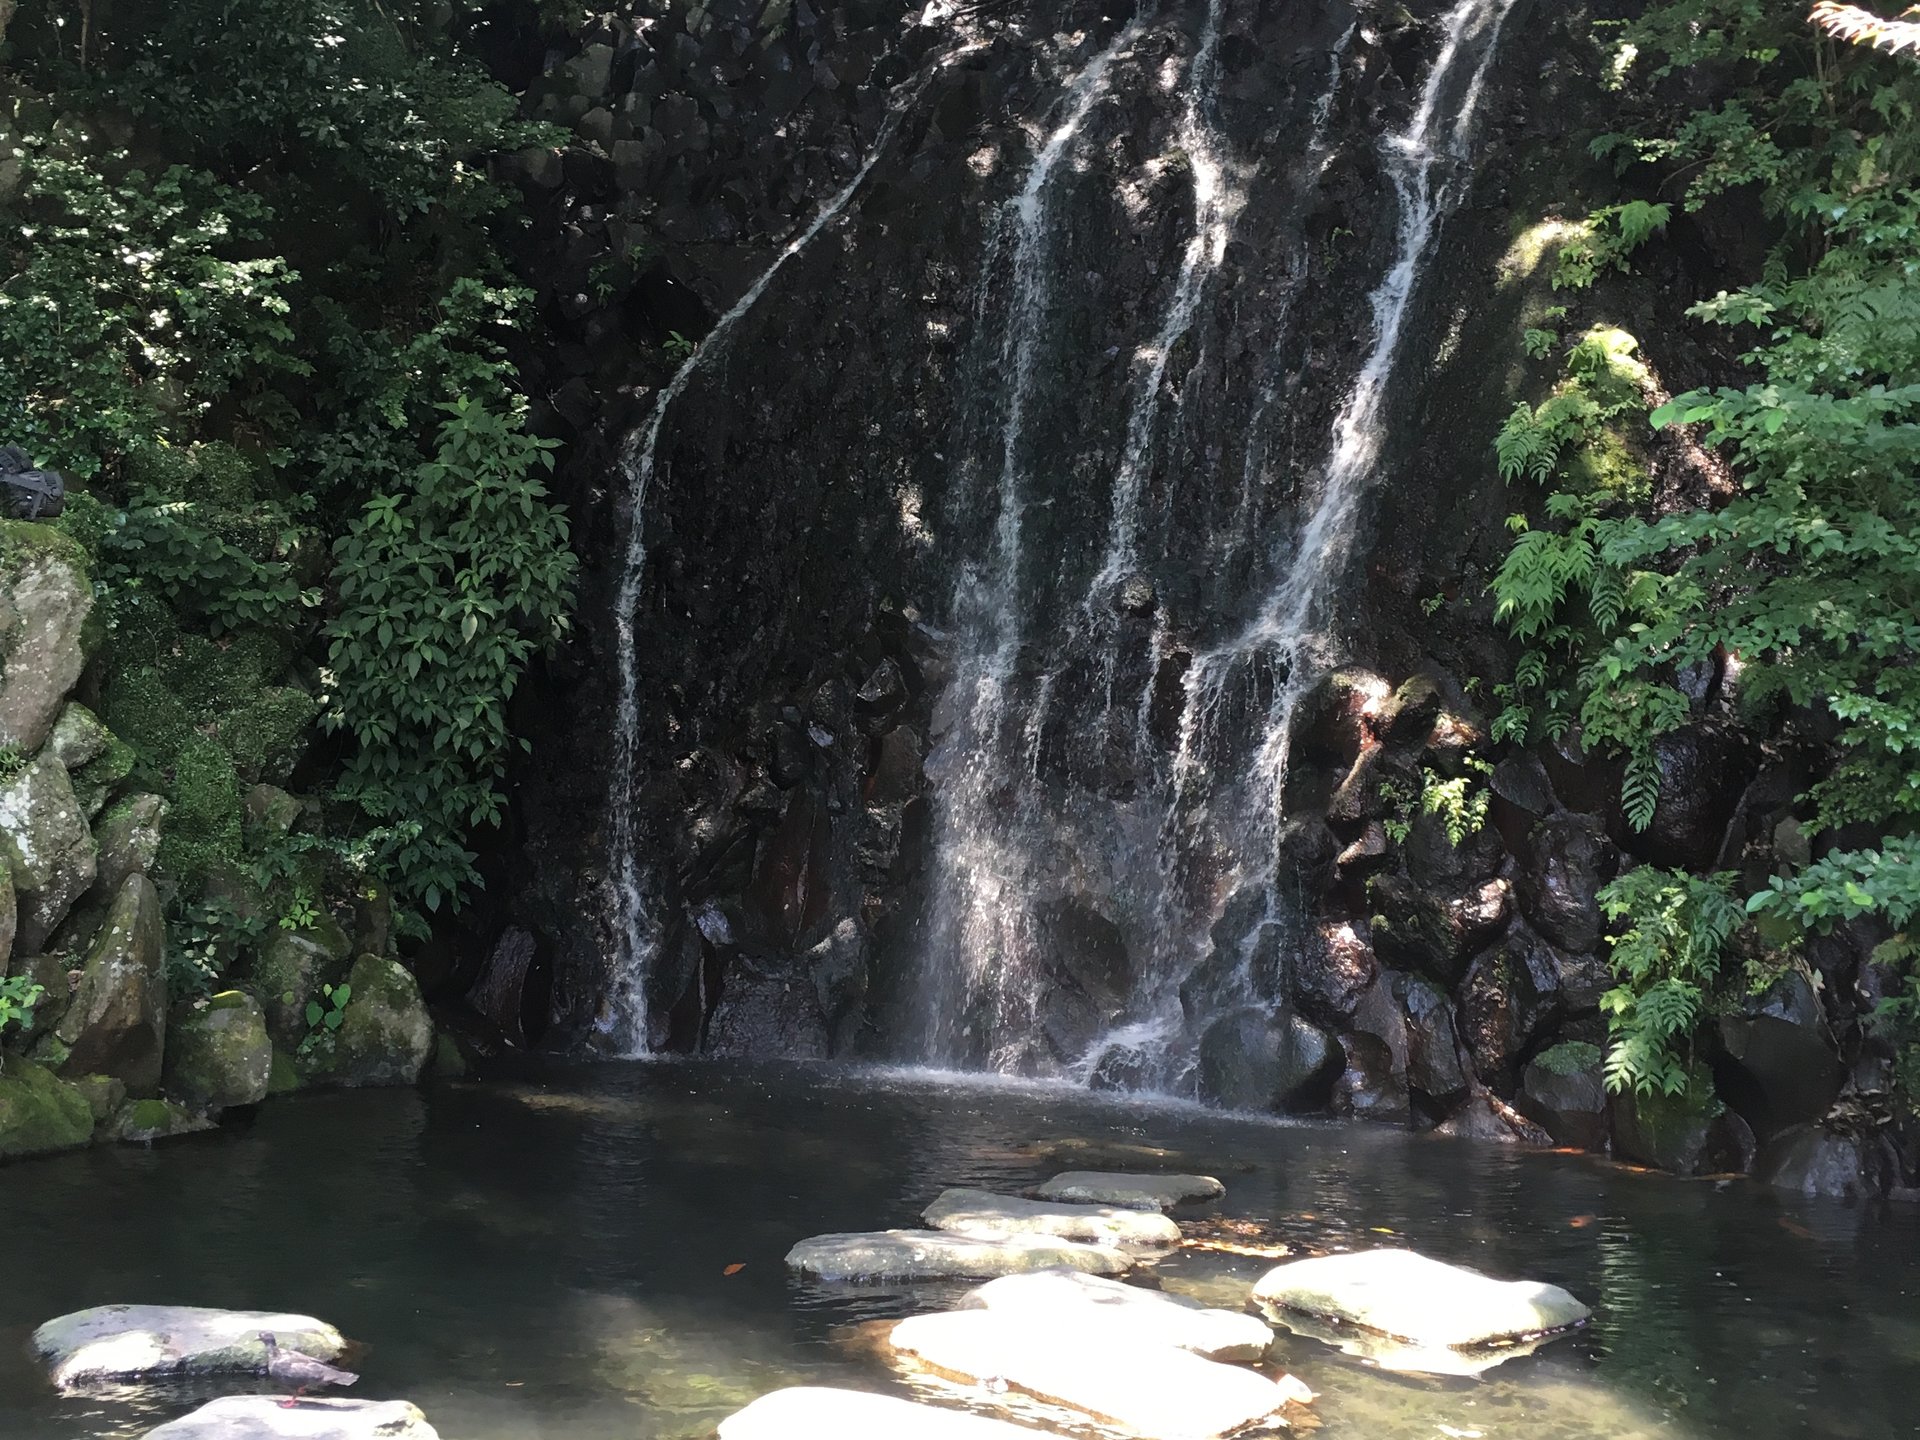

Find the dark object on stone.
[
  {"left": 0, "top": 446, "right": 66, "bottom": 518},
  {"left": 260, "top": 1332, "right": 358, "bottom": 1404}
]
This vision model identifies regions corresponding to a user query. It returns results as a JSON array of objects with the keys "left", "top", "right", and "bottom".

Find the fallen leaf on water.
[
  {"left": 1369, "top": 1227, "right": 1395, "bottom": 1235},
  {"left": 723, "top": 1262, "right": 746, "bottom": 1275},
  {"left": 1436, "top": 1427, "right": 1484, "bottom": 1438},
  {"left": 1182, "top": 1238, "right": 1293, "bottom": 1259},
  {"left": 1568, "top": 1214, "right": 1597, "bottom": 1229},
  {"left": 1779, "top": 1217, "right": 1814, "bottom": 1240},
  {"left": 506, "top": 1382, "right": 524, "bottom": 1388}
]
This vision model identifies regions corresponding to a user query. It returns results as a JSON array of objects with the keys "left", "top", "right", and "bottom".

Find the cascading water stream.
[
  {"left": 600, "top": 46, "right": 970, "bottom": 1053},
  {"left": 912, "top": 16, "right": 1151, "bottom": 1068},
  {"left": 1092, "top": 0, "right": 1525, "bottom": 1084},
  {"left": 904, "top": 0, "right": 1519, "bottom": 1089}
]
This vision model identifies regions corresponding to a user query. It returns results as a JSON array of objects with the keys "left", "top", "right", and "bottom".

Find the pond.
[{"left": 4, "top": 1062, "right": 1917, "bottom": 1439}]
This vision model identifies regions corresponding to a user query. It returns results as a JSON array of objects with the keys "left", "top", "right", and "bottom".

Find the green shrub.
[{"left": 327, "top": 394, "right": 576, "bottom": 921}]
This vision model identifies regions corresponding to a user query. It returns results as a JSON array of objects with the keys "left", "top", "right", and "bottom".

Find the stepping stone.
[
  {"left": 1035, "top": 1171, "right": 1224, "bottom": 1211},
  {"left": 889, "top": 1309, "right": 1290, "bottom": 1440},
  {"left": 787, "top": 1229, "right": 1132, "bottom": 1281},
  {"left": 142, "top": 1397, "right": 438, "bottom": 1439},
  {"left": 717, "top": 1386, "right": 1041, "bottom": 1440},
  {"left": 925, "top": 1188, "right": 1181, "bottom": 1250},
  {"left": 34, "top": 1305, "right": 346, "bottom": 1389},
  {"left": 960, "top": 1269, "right": 1273, "bottom": 1363},
  {"left": 1251, "top": 1248, "right": 1591, "bottom": 1349}
]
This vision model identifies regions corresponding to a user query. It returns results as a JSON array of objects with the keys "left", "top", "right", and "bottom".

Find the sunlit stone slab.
[
  {"left": 34, "top": 1305, "right": 346, "bottom": 1389},
  {"left": 925, "top": 1188, "right": 1181, "bottom": 1250},
  {"left": 961, "top": 1270, "right": 1273, "bottom": 1363},
  {"left": 718, "top": 1386, "right": 1042, "bottom": 1440},
  {"left": 1035, "top": 1171, "right": 1225, "bottom": 1211},
  {"left": 1251, "top": 1248, "right": 1591, "bottom": 1349},
  {"left": 787, "top": 1229, "right": 1132, "bottom": 1281},
  {"left": 889, "top": 1310, "right": 1288, "bottom": 1440},
  {"left": 143, "top": 1397, "right": 437, "bottom": 1440}
]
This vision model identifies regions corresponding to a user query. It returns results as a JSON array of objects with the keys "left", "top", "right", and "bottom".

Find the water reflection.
[{"left": 4, "top": 1061, "right": 1916, "bottom": 1440}]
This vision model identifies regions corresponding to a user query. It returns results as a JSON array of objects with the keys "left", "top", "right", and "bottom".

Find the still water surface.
[{"left": 4, "top": 1062, "right": 1917, "bottom": 1439}]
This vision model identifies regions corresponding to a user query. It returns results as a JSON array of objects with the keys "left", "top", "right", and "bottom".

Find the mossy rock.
[
  {"left": 70, "top": 1072, "right": 126, "bottom": 1124},
  {"left": 55, "top": 874, "right": 166, "bottom": 1094},
  {"left": 215, "top": 687, "right": 317, "bottom": 786},
  {"left": 68, "top": 729, "right": 136, "bottom": 820},
  {"left": 47, "top": 703, "right": 111, "bottom": 772},
  {"left": 154, "top": 734, "right": 244, "bottom": 892},
  {"left": 0, "top": 1052, "right": 94, "bottom": 1158},
  {"left": 266, "top": 1045, "right": 300, "bottom": 1096},
  {"left": 297, "top": 954, "right": 432, "bottom": 1089},
  {"left": 104, "top": 1095, "right": 216, "bottom": 1144},
  {"left": 0, "top": 522, "right": 93, "bottom": 755},
  {"left": 164, "top": 990, "right": 271, "bottom": 1109},
  {"left": 431, "top": 1030, "right": 469, "bottom": 1080},
  {"left": 248, "top": 915, "right": 352, "bottom": 1049}
]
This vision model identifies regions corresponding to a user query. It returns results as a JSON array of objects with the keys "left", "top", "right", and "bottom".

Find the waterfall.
[
  {"left": 1087, "top": 0, "right": 1234, "bottom": 601},
  {"left": 912, "top": 16, "right": 1151, "bottom": 1069},
  {"left": 599, "top": 47, "right": 967, "bottom": 1054},
  {"left": 912, "top": 0, "right": 1520, "bottom": 1088},
  {"left": 1115, "top": 0, "right": 1524, "bottom": 1084}
]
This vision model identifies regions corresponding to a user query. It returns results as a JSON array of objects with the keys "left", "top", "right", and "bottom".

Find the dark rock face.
[
  {"left": 1369, "top": 872, "right": 1510, "bottom": 986},
  {"left": 1515, "top": 813, "right": 1616, "bottom": 954},
  {"left": 1757, "top": 1124, "right": 1898, "bottom": 1201},
  {"left": 1457, "top": 926, "right": 1563, "bottom": 1092},
  {"left": 1608, "top": 725, "right": 1756, "bottom": 870},
  {"left": 1714, "top": 971, "right": 1845, "bottom": 1139},
  {"left": 1392, "top": 972, "right": 1469, "bottom": 1112},
  {"left": 1197, "top": 1009, "right": 1344, "bottom": 1114},
  {"left": 1517, "top": 1052, "right": 1610, "bottom": 1150},
  {"left": 1612, "top": 1088, "right": 1757, "bottom": 1177}
]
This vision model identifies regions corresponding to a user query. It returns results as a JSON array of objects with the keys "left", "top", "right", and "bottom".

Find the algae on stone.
[
  {"left": 164, "top": 990, "right": 271, "bottom": 1108},
  {"left": 0, "top": 1052, "right": 93, "bottom": 1158}
]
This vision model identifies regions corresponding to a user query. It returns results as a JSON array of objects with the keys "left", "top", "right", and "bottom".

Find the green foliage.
[
  {"left": 1533, "top": 1039, "right": 1604, "bottom": 1076},
  {"left": 0, "top": 974, "right": 44, "bottom": 1037},
  {"left": 0, "top": 153, "right": 298, "bottom": 476},
  {"left": 326, "top": 396, "right": 576, "bottom": 919},
  {"left": 1421, "top": 758, "right": 1493, "bottom": 847},
  {"left": 1523, "top": 327, "right": 1561, "bottom": 359},
  {"left": 118, "top": 0, "right": 557, "bottom": 221},
  {"left": 303, "top": 981, "right": 351, "bottom": 1039},
  {"left": 1553, "top": 201, "right": 1673, "bottom": 290},
  {"left": 0, "top": 747, "right": 26, "bottom": 785},
  {"left": 663, "top": 330, "right": 698, "bottom": 362},
  {"left": 4, "top": 0, "right": 580, "bottom": 960},
  {"left": 1598, "top": 869, "right": 1744, "bottom": 1096}
]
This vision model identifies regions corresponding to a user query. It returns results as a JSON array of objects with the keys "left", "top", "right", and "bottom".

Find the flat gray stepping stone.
[
  {"left": 961, "top": 1269, "right": 1272, "bottom": 1363},
  {"left": 717, "top": 1386, "right": 1040, "bottom": 1440},
  {"left": 1035, "top": 1171, "right": 1224, "bottom": 1211},
  {"left": 924, "top": 1188, "right": 1180, "bottom": 1250},
  {"left": 142, "top": 1397, "right": 437, "bottom": 1439},
  {"left": 34, "top": 1305, "right": 346, "bottom": 1388},
  {"left": 1252, "top": 1248, "right": 1591, "bottom": 1348},
  {"left": 787, "top": 1229, "right": 1131, "bottom": 1281},
  {"left": 889, "top": 1309, "right": 1290, "bottom": 1440}
]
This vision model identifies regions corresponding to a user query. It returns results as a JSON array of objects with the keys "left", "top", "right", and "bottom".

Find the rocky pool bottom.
[{"left": 4, "top": 1063, "right": 1917, "bottom": 1440}]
